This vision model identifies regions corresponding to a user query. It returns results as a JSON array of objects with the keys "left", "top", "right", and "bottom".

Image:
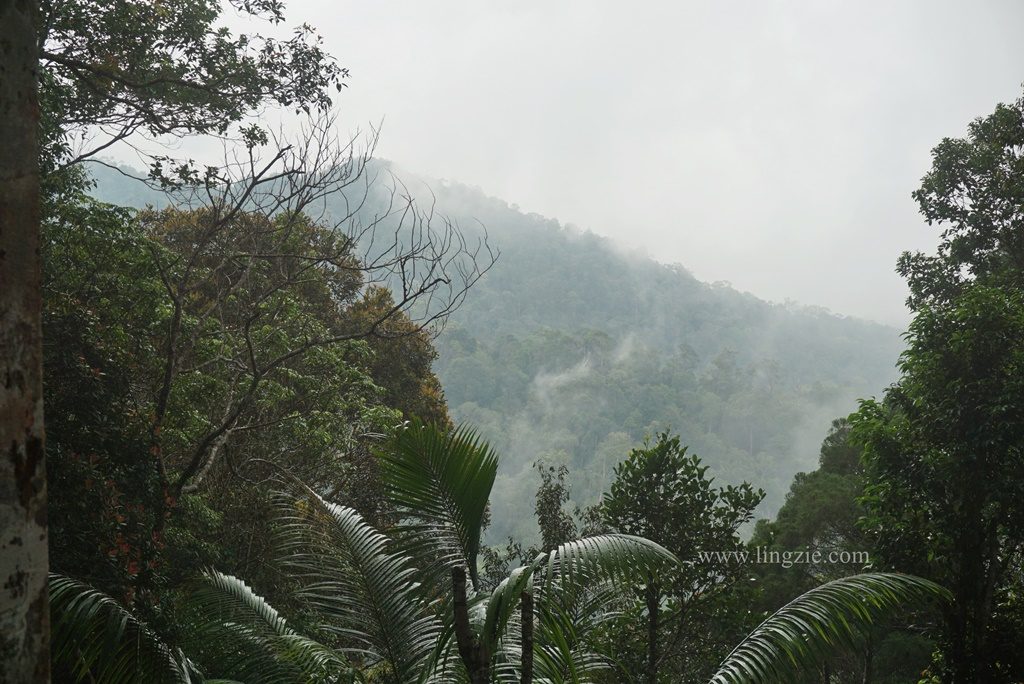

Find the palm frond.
[
  {"left": 534, "top": 534, "right": 678, "bottom": 592},
  {"left": 381, "top": 420, "right": 498, "bottom": 590},
  {"left": 49, "top": 574, "right": 196, "bottom": 684},
  {"left": 188, "top": 569, "right": 352, "bottom": 683},
  {"left": 271, "top": 487, "right": 441, "bottom": 682},
  {"left": 473, "top": 534, "right": 677, "bottom": 677},
  {"left": 531, "top": 583, "right": 621, "bottom": 683},
  {"left": 709, "top": 572, "right": 950, "bottom": 684}
]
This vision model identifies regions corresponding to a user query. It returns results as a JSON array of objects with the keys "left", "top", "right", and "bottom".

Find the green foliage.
[
  {"left": 533, "top": 462, "right": 579, "bottom": 554},
  {"left": 187, "top": 569, "right": 354, "bottom": 684},
  {"left": 902, "top": 90, "right": 1024, "bottom": 309},
  {"left": 852, "top": 283, "right": 1024, "bottom": 680},
  {"left": 382, "top": 421, "right": 499, "bottom": 590},
  {"left": 599, "top": 433, "right": 764, "bottom": 682},
  {"left": 42, "top": 194, "right": 454, "bottom": 667},
  {"left": 710, "top": 573, "right": 949, "bottom": 684},
  {"left": 50, "top": 423, "right": 948, "bottom": 683},
  {"left": 39, "top": 0, "right": 346, "bottom": 176},
  {"left": 749, "top": 420, "right": 866, "bottom": 597},
  {"left": 271, "top": 486, "right": 440, "bottom": 680},
  {"left": 49, "top": 574, "right": 197, "bottom": 683},
  {"left": 42, "top": 196, "right": 177, "bottom": 606},
  {"left": 602, "top": 434, "right": 764, "bottom": 553},
  {"left": 852, "top": 88, "right": 1024, "bottom": 682},
  {"left": 748, "top": 419, "right": 937, "bottom": 681},
  {"left": 184, "top": 426, "right": 681, "bottom": 682}
]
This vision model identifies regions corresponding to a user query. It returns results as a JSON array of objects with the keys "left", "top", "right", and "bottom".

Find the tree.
[
  {"left": 34, "top": 0, "right": 494, "bottom": 618},
  {"left": 47, "top": 422, "right": 949, "bottom": 684},
  {"left": 750, "top": 419, "right": 868, "bottom": 609},
  {"left": 344, "top": 286, "right": 452, "bottom": 428},
  {"left": 852, "top": 89, "right": 1024, "bottom": 683},
  {"left": 900, "top": 90, "right": 1024, "bottom": 310},
  {"left": 37, "top": 0, "right": 346, "bottom": 180},
  {"left": 39, "top": 180, "right": 489, "bottom": 629},
  {"left": 533, "top": 461, "right": 578, "bottom": 553},
  {"left": 852, "top": 284, "right": 1024, "bottom": 683},
  {"left": 0, "top": 0, "right": 50, "bottom": 679},
  {"left": 749, "top": 418, "right": 936, "bottom": 682},
  {"left": 32, "top": 0, "right": 497, "bottom": 672},
  {"left": 600, "top": 433, "right": 764, "bottom": 683}
]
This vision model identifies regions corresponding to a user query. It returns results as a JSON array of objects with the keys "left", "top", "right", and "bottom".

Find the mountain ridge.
[{"left": 87, "top": 159, "right": 903, "bottom": 542}]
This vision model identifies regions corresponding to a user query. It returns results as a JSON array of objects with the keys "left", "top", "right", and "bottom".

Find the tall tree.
[
  {"left": 853, "top": 284, "right": 1024, "bottom": 683},
  {"left": 852, "top": 89, "right": 1024, "bottom": 683},
  {"left": 0, "top": 0, "right": 50, "bottom": 680},
  {"left": 33, "top": 0, "right": 493, "bottom": 634},
  {"left": 600, "top": 433, "right": 764, "bottom": 683},
  {"left": 750, "top": 418, "right": 937, "bottom": 682}
]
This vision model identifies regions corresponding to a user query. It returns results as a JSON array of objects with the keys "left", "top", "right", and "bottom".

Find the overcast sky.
[{"left": 252, "top": 0, "right": 1024, "bottom": 326}]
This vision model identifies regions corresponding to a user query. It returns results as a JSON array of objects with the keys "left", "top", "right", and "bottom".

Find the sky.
[{"left": 233, "top": 0, "right": 1024, "bottom": 326}]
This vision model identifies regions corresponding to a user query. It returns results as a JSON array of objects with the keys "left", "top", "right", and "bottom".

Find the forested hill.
[{"left": 88, "top": 161, "right": 904, "bottom": 543}]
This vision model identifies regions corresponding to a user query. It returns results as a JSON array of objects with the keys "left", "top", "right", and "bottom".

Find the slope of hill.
[{"left": 88, "top": 161, "right": 904, "bottom": 543}]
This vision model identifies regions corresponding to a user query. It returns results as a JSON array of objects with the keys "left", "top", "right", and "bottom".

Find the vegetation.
[
  {"left": 749, "top": 420, "right": 936, "bottom": 682},
  {"left": 49, "top": 423, "right": 948, "bottom": 683},
  {"left": 1, "top": 0, "right": 1022, "bottom": 680},
  {"left": 599, "top": 434, "right": 764, "bottom": 683},
  {"left": 90, "top": 159, "right": 906, "bottom": 544},
  {"left": 850, "top": 91, "right": 1024, "bottom": 683}
]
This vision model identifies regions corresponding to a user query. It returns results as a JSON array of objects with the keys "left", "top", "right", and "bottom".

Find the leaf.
[
  {"left": 270, "top": 485, "right": 441, "bottom": 682},
  {"left": 49, "top": 574, "right": 197, "bottom": 684},
  {"left": 381, "top": 420, "right": 498, "bottom": 590},
  {"left": 188, "top": 569, "right": 353, "bottom": 684},
  {"left": 709, "top": 572, "right": 950, "bottom": 684}
]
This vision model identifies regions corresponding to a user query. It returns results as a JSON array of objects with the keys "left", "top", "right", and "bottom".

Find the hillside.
[{"left": 88, "top": 161, "right": 904, "bottom": 543}]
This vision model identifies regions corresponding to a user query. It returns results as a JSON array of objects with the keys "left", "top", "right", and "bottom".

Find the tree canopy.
[{"left": 852, "top": 89, "right": 1024, "bottom": 683}]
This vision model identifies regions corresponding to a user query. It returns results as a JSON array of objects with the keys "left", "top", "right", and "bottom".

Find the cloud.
[{"left": 291, "top": 0, "right": 1024, "bottom": 326}]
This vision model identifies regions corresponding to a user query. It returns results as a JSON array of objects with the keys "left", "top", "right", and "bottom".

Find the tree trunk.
[
  {"left": 645, "top": 580, "right": 659, "bottom": 684},
  {"left": 452, "top": 566, "right": 489, "bottom": 684},
  {"left": 520, "top": 591, "right": 533, "bottom": 684},
  {"left": 0, "top": 0, "right": 50, "bottom": 680},
  {"left": 862, "top": 633, "right": 872, "bottom": 684},
  {"left": 948, "top": 486, "right": 991, "bottom": 684}
]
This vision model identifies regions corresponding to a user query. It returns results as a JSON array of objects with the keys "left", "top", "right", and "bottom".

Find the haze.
[{"left": 248, "top": 0, "right": 1024, "bottom": 326}]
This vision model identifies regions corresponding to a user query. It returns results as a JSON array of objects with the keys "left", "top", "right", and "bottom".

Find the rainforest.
[{"left": 1, "top": 1, "right": 1022, "bottom": 683}]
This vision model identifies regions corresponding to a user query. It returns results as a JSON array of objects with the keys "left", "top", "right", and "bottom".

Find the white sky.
[{"left": 238, "top": 0, "right": 1024, "bottom": 326}]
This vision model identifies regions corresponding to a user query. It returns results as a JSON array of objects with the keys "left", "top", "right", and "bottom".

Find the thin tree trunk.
[
  {"left": 0, "top": 0, "right": 50, "bottom": 679},
  {"left": 521, "top": 591, "right": 533, "bottom": 684},
  {"left": 862, "top": 633, "right": 872, "bottom": 684},
  {"left": 452, "top": 566, "right": 489, "bottom": 684},
  {"left": 645, "top": 580, "right": 659, "bottom": 684}
]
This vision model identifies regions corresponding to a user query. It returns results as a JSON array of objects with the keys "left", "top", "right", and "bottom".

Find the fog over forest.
[
  {"left": 4, "top": 1, "right": 1024, "bottom": 682},
  {"left": 163, "top": 0, "right": 1024, "bottom": 326},
  {"left": 90, "top": 159, "right": 905, "bottom": 542}
]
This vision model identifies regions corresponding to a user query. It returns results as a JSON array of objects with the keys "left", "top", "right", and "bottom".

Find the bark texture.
[
  {"left": 452, "top": 566, "right": 489, "bottom": 684},
  {"left": 0, "top": 0, "right": 50, "bottom": 680}
]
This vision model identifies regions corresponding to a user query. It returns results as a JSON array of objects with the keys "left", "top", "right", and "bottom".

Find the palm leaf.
[
  {"left": 187, "top": 569, "right": 352, "bottom": 683},
  {"left": 271, "top": 486, "right": 441, "bottom": 683},
  {"left": 49, "top": 574, "right": 196, "bottom": 684},
  {"left": 381, "top": 420, "right": 498, "bottom": 590},
  {"left": 530, "top": 583, "right": 621, "bottom": 683},
  {"left": 471, "top": 534, "right": 677, "bottom": 677},
  {"left": 709, "top": 572, "right": 949, "bottom": 684}
]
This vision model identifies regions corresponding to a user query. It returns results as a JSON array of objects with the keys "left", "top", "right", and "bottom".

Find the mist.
[
  {"left": 16, "top": 0, "right": 1024, "bottom": 678},
  {"left": 243, "top": 0, "right": 1024, "bottom": 327}
]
